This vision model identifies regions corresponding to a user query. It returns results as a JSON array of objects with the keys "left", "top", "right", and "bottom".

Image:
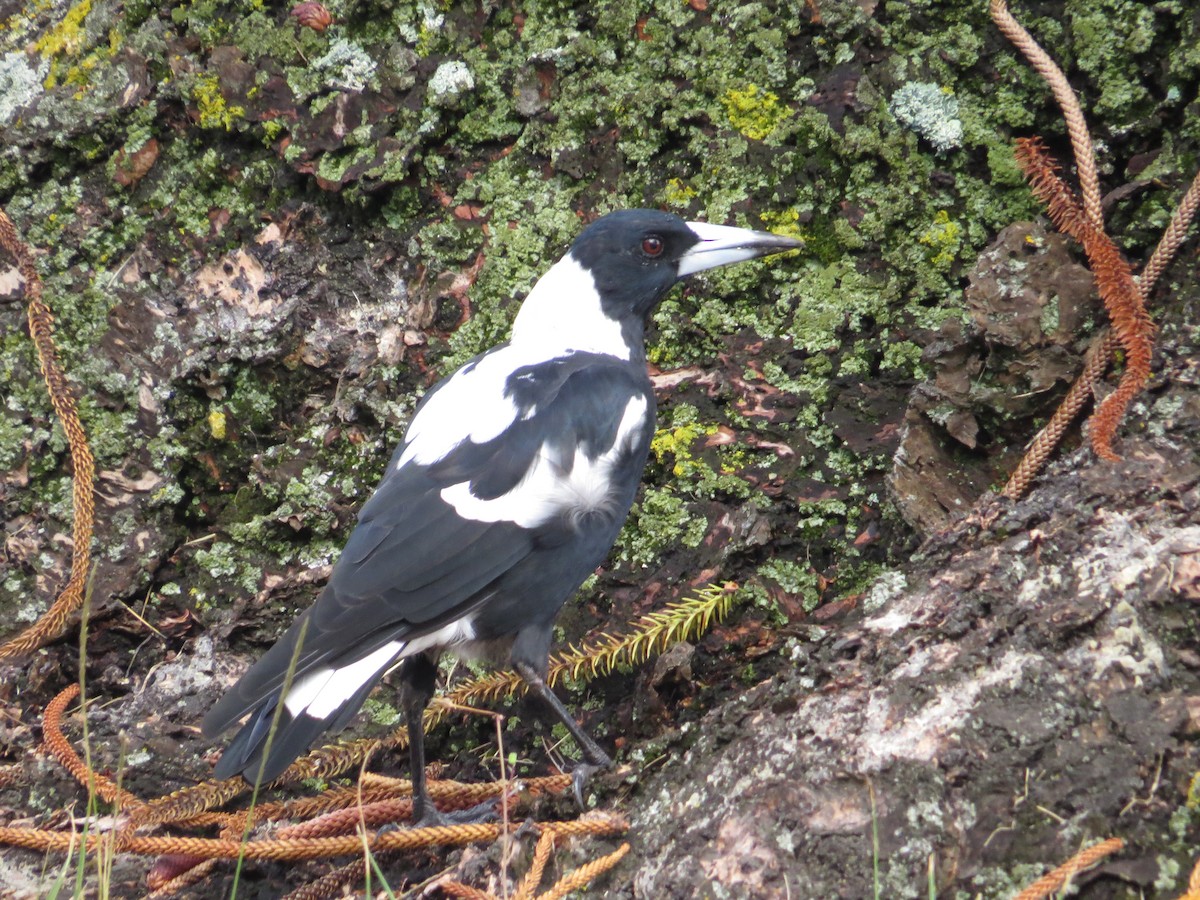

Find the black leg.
[
  {"left": 397, "top": 655, "right": 440, "bottom": 826},
  {"left": 398, "top": 654, "right": 498, "bottom": 827},
  {"left": 513, "top": 660, "right": 612, "bottom": 807}
]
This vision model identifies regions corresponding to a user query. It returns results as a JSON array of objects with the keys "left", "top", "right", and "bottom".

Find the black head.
[
  {"left": 568, "top": 209, "right": 804, "bottom": 323},
  {"left": 510, "top": 208, "right": 803, "bottom": 361}
]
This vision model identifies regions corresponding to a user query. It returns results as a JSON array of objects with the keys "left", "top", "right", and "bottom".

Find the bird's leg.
[
  {"left": 513, "top": 659, "right": 612, "bottom": 808},
  {"left": 397, "top": 655, "right": 441, "bottom": 826},
  {"left": 398, "top": 655, "right": 497, "bottom": 828}
]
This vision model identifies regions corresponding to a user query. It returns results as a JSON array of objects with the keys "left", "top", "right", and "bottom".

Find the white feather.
[
  {"left": 284, "top": 640, "right": 405, "bottom": 720},
  {"left": 398, "top": 254, "right": 631, "bottom": 470},
  {"left": 510, "top": 256, "right": 630, "bottom": 360},
  {"left": 441, "top": 394, "right": 649, "bottom": 528},
  {"left": 283, "top": 617, "right": 480, "bottom": 721},
  {"left": 398, "top": 350, "right": 521, "bottom": 467}
]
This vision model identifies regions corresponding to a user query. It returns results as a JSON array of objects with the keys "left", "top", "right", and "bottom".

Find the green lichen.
[
  {"left": 362, "top": 698, "right": 403, "bottom": 728},
  {"left": 1067, "top": 0, "right": 1156, "bottom": 118},
  {"left": 758, "top": 559, "right": 821, "bottom": 612},
  {"left": 617, "top": 487, "right": 707, "bottom": 569}
]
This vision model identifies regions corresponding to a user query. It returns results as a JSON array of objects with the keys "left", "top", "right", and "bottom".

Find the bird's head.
[{"left": 512, "top": 208, "right": 803, "bottom": 360}]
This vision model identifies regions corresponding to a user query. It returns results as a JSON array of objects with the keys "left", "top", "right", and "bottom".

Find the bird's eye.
[{"left": 641, "top": 236, "right": 664, "bottom": 257}]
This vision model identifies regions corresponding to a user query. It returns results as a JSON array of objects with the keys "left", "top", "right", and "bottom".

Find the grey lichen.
[
  {"left": 310, "top": 38, "right": 377, "bottom": 93},
  {"left": 0, "top": 52, "right": 47, "bottom": 125},
  {"left": 427, "top": 59, "right": 474, "bottom": 108},
  {"left": 863, "top": 569, "right": 907, "bottom": 613},
  {"left": 889, "top": 82, "right": 964, "bottom": 153}
]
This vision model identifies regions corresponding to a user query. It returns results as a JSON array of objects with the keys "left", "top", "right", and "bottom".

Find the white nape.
[{"left": 511, "top": 255, "right": 630, "bottom": 360}]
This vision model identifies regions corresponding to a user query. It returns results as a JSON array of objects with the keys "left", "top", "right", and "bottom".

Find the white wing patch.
[
  {"left": 284, "top": 640, "right": 405, "bottom": 720},
  {"left": 283, "top": 616, "right": 479, "bottom": 721},
  {"left": 398, "top": 349, "right": 524, "bottom": 468},
  {"left": 441, "top": 394, "right": 649, "bottom": 529}
]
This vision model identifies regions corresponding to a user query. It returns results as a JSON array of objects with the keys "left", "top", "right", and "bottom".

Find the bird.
[{"left": 203, "top": 208, "right": 802, "bottom": 824}]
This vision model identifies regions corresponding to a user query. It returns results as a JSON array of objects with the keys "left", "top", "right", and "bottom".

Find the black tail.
[{"left": 210, "top": 674, "right": 384, "bottom": 784}]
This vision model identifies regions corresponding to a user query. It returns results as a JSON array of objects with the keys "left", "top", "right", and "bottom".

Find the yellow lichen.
[
  {"left": 651, "top": 422, "right": 718, "bottom": 478},
  {"left": 207, "top": 409, "right": 227, "bottom": 440},
  {"left": 34, "top": 0, "right": 91, "bottom": 56},
  {"left": 917, "top": 210, "right": 962, "bottom": 268},
  {"left": 721, "top": 83, "right": 791, "bottom": 142},
  {"left": 192, "top": 74, "right": 245, "bottom": 130},
  {"left": 758, "top": 207, "right": 806, "bottom": 243},
  {"left": 663, "top": 178, "right": 698, "bottom": 207},
  {"left": 34, "top": 0, "right": 93, "bottom": 89}
]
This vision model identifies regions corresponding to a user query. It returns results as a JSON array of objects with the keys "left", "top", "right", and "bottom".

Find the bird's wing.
[{"left": 204, "top": 349, "right": 654, "bottom": 735}]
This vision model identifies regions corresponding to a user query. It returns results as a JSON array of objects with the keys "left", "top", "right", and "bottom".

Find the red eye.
[{"left": 641, "top": 236, "right": 664, "bottom": 257}]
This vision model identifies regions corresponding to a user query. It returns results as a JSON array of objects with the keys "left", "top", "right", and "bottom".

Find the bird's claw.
[{"left": 571, "top": 757, "right": 610, "bottom": 809}]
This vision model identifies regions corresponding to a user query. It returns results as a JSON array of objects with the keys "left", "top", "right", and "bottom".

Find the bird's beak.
[{"left": 677, "top": 222, "right": 804, "bottom": 277}]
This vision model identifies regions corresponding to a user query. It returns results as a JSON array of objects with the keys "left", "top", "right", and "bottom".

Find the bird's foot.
[
  {"left": 410, "top": 798, "right": 499, "bottom": 828},
  {"left": 571, "top": 754, "right": 612, "bottom": 809}
]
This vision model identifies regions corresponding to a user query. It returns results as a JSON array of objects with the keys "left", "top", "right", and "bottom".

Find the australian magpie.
[{"left": 203, "top": 209, "right": 802, "bottom": 824}]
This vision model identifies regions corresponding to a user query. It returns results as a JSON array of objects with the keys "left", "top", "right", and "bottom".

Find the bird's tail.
[{"left": 208, "top": 639, "right": 407, "bottom": 783}]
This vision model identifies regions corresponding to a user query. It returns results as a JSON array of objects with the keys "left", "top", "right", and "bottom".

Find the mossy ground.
[{"left": 0, "top": 0, "right": 1197, "bottom": 894}]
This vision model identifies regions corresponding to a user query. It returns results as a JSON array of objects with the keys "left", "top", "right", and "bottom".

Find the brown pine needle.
[
  {"left": 41, "top": 684, "right": 144, "bottom": 812},
  {"left": 516, "top": 831, "right": 556, "bottom": 900},
  {"left": 990, "top": 1, "right": 1199, "bottom": 497},
  {"left": 1002, "top": 330, "right": 1118, "bottom": 499},
  {"left": 1011, "top": 836, "right": 1124, "bottom": 900},
  {"left": 439, "top": 882, "right": 498, "bottom": 900},
  {"left": 989, "top": 0, "right": 1102, "bottom": 228},
  {"left": 280, "top": 858, "right": 368, "bottom": 900},
  {"left": 1013, "top": 138, "right": 1154, "bottom": 462},
  {"left": 534, "top": 841, "right": 630, "bottom": 900},
  {"left": 0, "top": 209, "right": 97, "bottom": 662},
  {"left": 1141, "top": 166, "right": 1200, "bottom": 294}
]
